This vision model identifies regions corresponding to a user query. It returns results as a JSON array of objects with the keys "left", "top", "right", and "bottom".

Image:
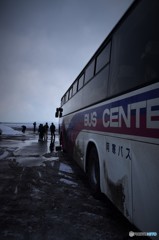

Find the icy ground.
[{"left": 0, "top": 128, "right": 141, "bottom": 240}]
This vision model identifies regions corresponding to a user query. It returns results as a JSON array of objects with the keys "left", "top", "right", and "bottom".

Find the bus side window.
[
  {"left": 64, "top": 97, "right": 66, "bottom": 104},
  {"left": 85, "top": 60, "right": 95, "bottom": 84},
  {"left": 69, "top": 88, "right": 73, "bottom": 99},
  {"left": 78, "top": 74, "right": 84, "bottom": 90},
  {"left": 65, "top": 92, "right": 68, "bottom": 102},
  {"left": 141, "top": 41, "right": 159, "bottom": 82},
  {"left": 72, "top": 80, "right": 78, "bottom": 96},
  {"left": 109, "top": 0, "right": 159, "bottom": 97},
  {"left": 61, "top": 97, "right": 64, "bottom": 106},
  {"left": 96, "top": 42, "right": 111, "bottom": 74}
]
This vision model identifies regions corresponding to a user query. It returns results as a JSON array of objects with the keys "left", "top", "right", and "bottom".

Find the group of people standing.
[{"left": 34, "top": 122, "right": 55, "bottom": 142}]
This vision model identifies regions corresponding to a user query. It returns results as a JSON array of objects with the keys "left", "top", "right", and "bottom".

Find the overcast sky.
[{"left": 0, "top": 0, "right": 133, "bottom": 123}]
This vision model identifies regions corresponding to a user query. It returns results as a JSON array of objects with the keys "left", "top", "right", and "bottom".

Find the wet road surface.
[{"left": 0, "top": 132, "right": 143, "bottom": 240}]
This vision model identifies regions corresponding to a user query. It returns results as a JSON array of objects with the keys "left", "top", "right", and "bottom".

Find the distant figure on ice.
[
  {"left": 50, "top": 123, "right": 55, "bottom": 142},
  {"left": 44, "top": 122, "right": 49, "bottom": 141},
  {"left": 21, "top": 125, "right": 26, "bottom": 133},
  {"left": 33, "top": 122, "right": 36, "bottom": 133},
  {"left": 38, "top": 124, "right": 44, "bottom": 141}
]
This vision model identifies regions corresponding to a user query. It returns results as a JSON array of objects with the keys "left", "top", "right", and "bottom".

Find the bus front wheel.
[{"left": 87, "top": 146, "right": 101, "bottom": 197}]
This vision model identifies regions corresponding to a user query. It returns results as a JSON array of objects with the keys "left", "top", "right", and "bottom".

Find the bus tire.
[{"left": 87, "top": 146, "right": 101, "bottom": 197}]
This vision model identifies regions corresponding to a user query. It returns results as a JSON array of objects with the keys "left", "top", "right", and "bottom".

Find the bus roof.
[{"left": 61, "top": 0, "right": 138, "bottom": 101}]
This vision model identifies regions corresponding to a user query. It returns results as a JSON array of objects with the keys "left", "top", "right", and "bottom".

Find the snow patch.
[
  {"left": 59, "top": 163, "right": 73, "bottom": 173},
  {"left": 0, "top": 124, "right": 23, "bottom": 136},
  {"left": 59, "top": 178, "right": 78, "bottom": 187}
]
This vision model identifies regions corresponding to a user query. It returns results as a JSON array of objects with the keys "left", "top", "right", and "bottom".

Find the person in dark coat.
[
  {"left": 38, "top": 124, "right": 44, "bottom": 141},
  {"left": 44, "top": 122, "right": 49, "bottom": 141},
  {"left": 22, "top": 125, "right": 26, "bottom": 133},
  {"left": 33, "top": 122, "right": 36, "bottom": 133},
  {"left": 50, "top": 123, "right": 55, "bottom": 142}
]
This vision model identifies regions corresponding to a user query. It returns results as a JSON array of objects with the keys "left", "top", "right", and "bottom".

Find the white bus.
[{"left": 56, "top": 0, "right": 159, "bottom": 237}]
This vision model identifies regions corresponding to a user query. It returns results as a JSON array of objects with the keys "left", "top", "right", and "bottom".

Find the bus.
[{"left": 56, "top": 0, "right": 159, "bottom": 237}]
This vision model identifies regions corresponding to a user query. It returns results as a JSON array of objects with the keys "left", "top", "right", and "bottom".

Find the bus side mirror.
[
  {"left": 55, "top": 108, "right": 59, "bottom": 118},
  {"left": 55, "top": 107, "right": 63, "bottom": 118},
  {"left": 55, "top": 111, "right": 58, "bottom": 118}
]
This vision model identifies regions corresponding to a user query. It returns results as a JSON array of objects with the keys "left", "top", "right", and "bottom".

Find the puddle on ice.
[
  {"left": 16, "top": 157, "right": 45, "bottom": 167},
  {"left": 42, "top": 156, "right": 59, "bottom": 161},
  {"left": 58, "top": 172, "right": 73, "bottom": 179},
  {"left": 14, "top": 155, "right": 59, "bottom": 167},
  {"left": 59, "top": 178, "right": 78, "bottom": 187},
  {"left": 59, "top": 163, "right": 74, "bottom": 173}
]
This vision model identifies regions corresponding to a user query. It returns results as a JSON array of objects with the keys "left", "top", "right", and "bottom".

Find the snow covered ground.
[
  {"left": 0, "top": 124, "right": 23, "bottom": 136},
  {"left": 0, "top": 124, "right": 25, "bottom": 160}
]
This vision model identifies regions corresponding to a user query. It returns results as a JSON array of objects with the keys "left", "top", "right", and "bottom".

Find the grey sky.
[{"left": 0, "top": 0, "right": 133, "bottom": 123}]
